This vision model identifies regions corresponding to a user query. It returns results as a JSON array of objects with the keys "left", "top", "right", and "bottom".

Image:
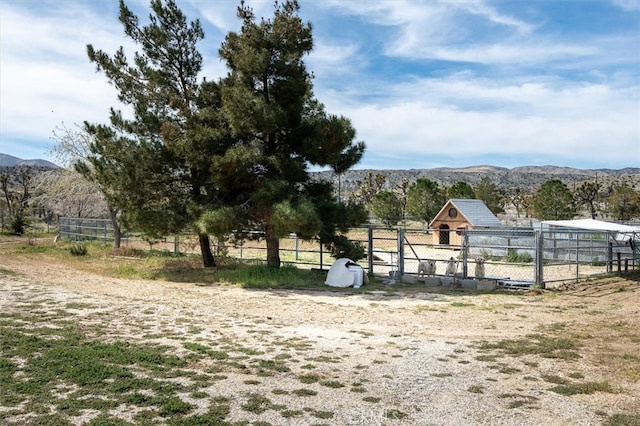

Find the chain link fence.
[
  {"left": 345, "top": 226, "right": 637, "bottom": 288},
  {"left": 56, "top": 217, "right": 638, "bottom": 288},
  {"left": 538, "top": 228, "right": 637, "bottom": 287},
  {"left": 347, "top": 227, "right": 537, "bottom": 288}
]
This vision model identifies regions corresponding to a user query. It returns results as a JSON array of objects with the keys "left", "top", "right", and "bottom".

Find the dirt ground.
[{"left": 1, "top": 239, "right": 639, "bottom": 425}]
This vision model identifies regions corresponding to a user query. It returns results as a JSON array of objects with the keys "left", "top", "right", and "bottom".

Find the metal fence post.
[
  {"left": 397, "top": 228, "right": 404, "bottom": 277},
  {"left": 368, "top": 226, "right": 373, "bottom": 274},
  {"left": 575, "top": 233, "right": 580, "bottom": 281},
  {"left": 462, "top": 229, "right": 469, "bottom": 279},
  {"left": 536, "top": 230, "right": 544, "bottom": 289}
]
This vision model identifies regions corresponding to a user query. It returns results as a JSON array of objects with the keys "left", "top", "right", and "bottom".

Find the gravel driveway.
[{"left": 1, "top": 252, "right": 639, "bottom": 425}]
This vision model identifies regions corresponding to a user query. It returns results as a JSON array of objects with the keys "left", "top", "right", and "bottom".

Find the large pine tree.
[
  {"left": 85, "top": 0, "right": 365, "bottom": 268},
  {"left": 215, "top": 0, "right": 365, "bottom": 267},
  {"left": 85, "top": 0, "right": 232, "bottom": 267}
]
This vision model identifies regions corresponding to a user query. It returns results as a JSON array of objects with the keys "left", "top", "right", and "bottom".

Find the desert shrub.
[
  {"left": 506, "top": 251, "right": 533, "bottom": 263},
  {"left": 478, "top": 249, "right": 499, "bottom": 261},
  {"left": 70, "top": 243, "right": 88, "bottom": 256},
  {"left": 10, "top": 213, "right": 29, "bottom": 235},
  {"left": 326, "top": 235, "right": 365, "bottom": 261}
]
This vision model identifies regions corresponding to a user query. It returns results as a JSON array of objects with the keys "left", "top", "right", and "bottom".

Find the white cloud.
[
  {"left": 1, "top": 58, "right": 120, "bottom": 142},
  {"left": 417, "top": 42, "right": 596, "bottom": 65},
  {"left": 612, "top": 0, "right": 640, "bottom": 11},
  {"left": 307, "top": 39, "right": 363, "bottom": 77},
  {"left": 1, "top": 0, "right": 637, "bottom": 169},
  {"left": 189, "top": 0, "right": 279, "bottom": 33},
  {"left": 319, "top": 0, "right": 630, "bottom": 69},
  {"left": 0, "top": 2, "right": 131, "bottom": 150},
  {"left": 454, "top": 2, "right": 535, "bottom": 34},
  {"left": 187, "top": 0, "right": 239, "bottom": 33},
  {"left": 326, "top": 76, "right": 639, "bottom": 168}
]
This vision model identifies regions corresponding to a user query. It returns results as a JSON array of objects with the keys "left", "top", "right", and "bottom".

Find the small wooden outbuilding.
[{"left": 429, "top": 199, "right": 501, "bottom": 246}]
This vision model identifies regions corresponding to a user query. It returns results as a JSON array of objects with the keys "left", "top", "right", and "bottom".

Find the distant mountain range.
[
  {"left": 315, "top": 165, "right": 640, "bottom": 192},
  {"left": 0, "top": 153, "right": 59, "bottom": 169},
  {"left": 1, "top": 152, "right": 638, "bottom": 192}
]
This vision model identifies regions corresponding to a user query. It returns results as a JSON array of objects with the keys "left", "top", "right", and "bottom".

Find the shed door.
[{"left": 439, "top": 224, "right": 450, "bottom": 245}]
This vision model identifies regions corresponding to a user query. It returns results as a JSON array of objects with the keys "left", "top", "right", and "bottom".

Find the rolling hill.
[
  {"left": 0, "top": 153, "right": 59, "bottom": 169},
  {"left": 314, "top": 165, "right": 640, "bottom": 193}
]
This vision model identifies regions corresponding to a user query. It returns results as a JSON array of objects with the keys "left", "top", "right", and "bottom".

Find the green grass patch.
[
  {"left": 603, "top": 413, "right": 640, "bottom": 426},
  {"left": 183, "top": 342, "right": 229, "bottom": 360},
  {"left": 477, "top": 334, "right": 581, "bottom": 359},
  {"left": 256, "top": 358, "right": 291, "bottom": 373},
  {"left": 549, "top": 381, "right": 614, "bottom": 395},
  {"left": 320, "top": 380, "right": 345, "bottom": 388},
  {"left": 507, "top": 400, "right": 528, "bottom": 409},
  {"left": 13, "top": 243, "right": 59, "bottom": 254},
  {"left": 475, "top": 354, "right": 498, "bottom": 362},
  {"left": 450, "top": 302, "right": 476, "bottom": 308},
  {"left": 214, "top": 264, "right": 326, "bottom": 289},
  {"left": 0, "top": 314, "right": 224, "bottom": 423},
  {"left": 241, "top": 393, "right": 273, "bottom": 414},
  {"left": 468, "top": 385, "right": 485, "bottom": 394},
  {"left": 309, "top": 409, "right": 334, "bottom": 419},
  {"left": 292, "top": 388, "right": 317, "bottom": 397},
  {"left": 298, "top": 373, "right": 320, "bottom": 384},
  {"left": 542, "top": 374, "right": 614, "bottom": 395},
  {"left": 385, "top": 409, "right": 408, "bottom": 419},
  {"left": 281, "top": 409, "right": 304, "bottom": 418}
]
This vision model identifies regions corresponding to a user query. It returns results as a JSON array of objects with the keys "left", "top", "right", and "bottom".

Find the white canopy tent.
[{"left": 540, "top": 219, "right": 640, "bottom": 243}]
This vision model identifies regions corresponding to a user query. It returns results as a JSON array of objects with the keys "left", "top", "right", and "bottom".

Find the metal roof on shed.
[{"left": 448, "top": 199, "right": 502, "bottom": 227}]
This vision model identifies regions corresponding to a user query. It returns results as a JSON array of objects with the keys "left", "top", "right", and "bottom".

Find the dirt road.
[{"left": 1, "top": 247, "right": 639, "bottom": 425}]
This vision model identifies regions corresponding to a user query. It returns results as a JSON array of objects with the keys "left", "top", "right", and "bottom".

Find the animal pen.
[{"left": 58, "top": 217, "right": 639, "bottom": 289}]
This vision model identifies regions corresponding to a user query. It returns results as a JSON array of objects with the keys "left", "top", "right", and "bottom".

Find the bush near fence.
[
  {"left": 56, "top": 217, "right": 638, "bottom": 288},
  {"left": 1, "top": 207, "right": 56, "bottom": 234}
]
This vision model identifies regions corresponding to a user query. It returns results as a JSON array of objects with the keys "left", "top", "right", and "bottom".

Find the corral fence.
[{"left": 58, "top": 217, "right": 638, "bottom": 289}]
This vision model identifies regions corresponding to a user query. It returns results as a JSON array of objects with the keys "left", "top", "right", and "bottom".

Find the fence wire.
[{"left": 57, "top": 217, "right": 638, "bottom": 288}]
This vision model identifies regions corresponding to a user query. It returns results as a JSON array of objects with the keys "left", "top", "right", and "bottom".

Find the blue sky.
[{"left": 1, "top": 0, "right": 639, "bottom": 170}]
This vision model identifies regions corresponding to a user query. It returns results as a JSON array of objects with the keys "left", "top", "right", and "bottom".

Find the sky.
[{"left": 1, "top": 0, "right": 639, "bottom": 170}]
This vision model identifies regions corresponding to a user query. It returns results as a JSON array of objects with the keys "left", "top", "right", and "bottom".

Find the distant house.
[{"left": 429, "top": 199, "right": 502, "bottom": 246}]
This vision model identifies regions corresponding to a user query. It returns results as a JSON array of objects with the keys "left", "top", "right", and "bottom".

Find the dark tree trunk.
[
  {"left": 108, "top": 207, "right": 122, "bottom": 249},
  {"left": 199, "top": 233, "right": 216, "bottom": 267},
  {"left": 265, "top": 224, "right": 280, "bottom": 268}
]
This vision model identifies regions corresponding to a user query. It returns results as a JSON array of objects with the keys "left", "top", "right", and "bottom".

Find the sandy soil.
[{"left": 1, "top": 245, "right": 639, "bottom": 425}]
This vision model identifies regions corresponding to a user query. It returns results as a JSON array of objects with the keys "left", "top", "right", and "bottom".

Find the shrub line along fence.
[{"left": 58, "top": 217, "right": 638, "bottom": 289}]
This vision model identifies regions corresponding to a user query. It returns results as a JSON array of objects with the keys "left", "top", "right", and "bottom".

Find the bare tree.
[
  {"left": 32, "top": 169, "right": 108, "bottom": 219},
  {"left": 0, "top": 172, "right": 13, "bottom": 216},
  {"left": 50, "top": 123, "right": 123, "bottom": 248},
  {"left": 350, "top": 172, "right": 387, "bottom": 206},
  {"left": 574, "top": 181, "right": 601, "bottom": 219}
]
